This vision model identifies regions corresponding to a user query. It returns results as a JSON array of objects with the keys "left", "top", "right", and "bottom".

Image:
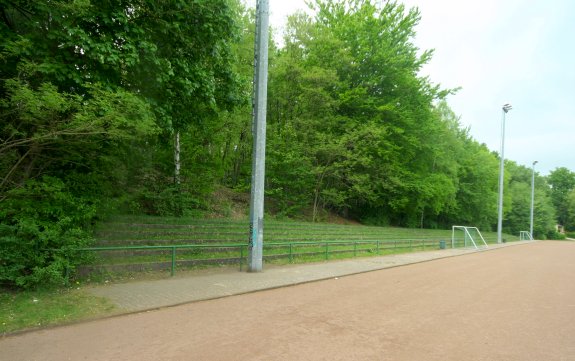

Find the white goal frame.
[
  {"left": 451, "top": 226, "right": 488, "bottom": 249},
  {"left": 519, "top": 231, "right": 533, "bottom": 241}
]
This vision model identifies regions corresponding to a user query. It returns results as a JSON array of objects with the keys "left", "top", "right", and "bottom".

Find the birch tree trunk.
[{"left": 174, "top": 131, "right": 181, "bottom": 185}]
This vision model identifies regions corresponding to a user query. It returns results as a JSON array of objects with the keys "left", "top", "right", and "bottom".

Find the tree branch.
[
  {"left": 0, "top": 147, "right": 31, "bottom": 191},
  {"left": 0, "top": 129, "right": 107, "bottom": 154}
]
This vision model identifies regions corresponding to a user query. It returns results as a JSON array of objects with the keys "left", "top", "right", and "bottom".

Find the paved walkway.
[{"left": 87, "top": 241, "right": 534, "bottom": 313}]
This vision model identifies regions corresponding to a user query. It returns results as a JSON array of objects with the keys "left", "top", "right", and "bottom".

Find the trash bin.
[{"left": 439, "top": 240, "right": 446, "bottom": 249}]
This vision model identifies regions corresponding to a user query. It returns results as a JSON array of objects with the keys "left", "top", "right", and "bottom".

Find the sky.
[{"left": 248, "top": 0, "right": 575, "bottom": 175}]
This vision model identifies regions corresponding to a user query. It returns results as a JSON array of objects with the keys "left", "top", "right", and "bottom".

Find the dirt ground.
[{"left": 2, "top": 241, "right": 575, "bottom": 361}]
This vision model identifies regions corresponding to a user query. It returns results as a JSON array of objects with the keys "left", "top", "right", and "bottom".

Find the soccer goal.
[
  {"left": 451, "top": 226, "right": 488, "bottom": 249},
  {"left": 519, "top": 231, "right": 533, "bottom": 241}
]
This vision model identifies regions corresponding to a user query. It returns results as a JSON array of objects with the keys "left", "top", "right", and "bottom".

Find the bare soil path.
[{"left": 2, "top": 241, "right": 574, "bottom": 361}]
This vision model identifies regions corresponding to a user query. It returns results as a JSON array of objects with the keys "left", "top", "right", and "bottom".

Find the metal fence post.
[
  {"left": 376, "top": 240, "right": 380, "bottom": 255},
  {"left": 354, "top": 242, "right": 357, "bottom": 257},
  {"left": 171, "top": 246, "right": 176, "bottom": 277},
  {"left": 325, "top": 242, "right": 329, "bottom": 260},
  {"left": 289, "top": 243, "right": 293, "bottom": 263},
  {"left": 240, "top": 245, "right": 244, "bottom": 271}
]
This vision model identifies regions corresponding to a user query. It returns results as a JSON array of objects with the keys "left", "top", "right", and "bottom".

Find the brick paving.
[{"left": 87, "top": 241, "right": 533, "bottom": 313}]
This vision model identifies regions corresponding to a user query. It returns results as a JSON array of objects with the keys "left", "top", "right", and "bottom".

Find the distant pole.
[
  {"left": 530, "top": 160, "right": 538, "bottom": 239},
  {"left": 248, "top": 0, "right": 269, "bottom": 272},
  {"left": 497, "top": 104, "right": 512, "bottom": 244}
]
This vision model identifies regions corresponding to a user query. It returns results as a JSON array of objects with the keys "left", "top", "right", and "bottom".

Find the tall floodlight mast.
[
  {"left": 248, "top": 0, "right": 269, "bottom": 272},
  {"left": 530, "top": 160, "right": 538, "bottom": 238},
  {"left": 497, "top": 103, "right": 512, "bottom": 243}
]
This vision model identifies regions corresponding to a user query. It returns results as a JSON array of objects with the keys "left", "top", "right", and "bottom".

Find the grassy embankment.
[{"left": 89, "top": 215, "right": 517, "bottom": 274}]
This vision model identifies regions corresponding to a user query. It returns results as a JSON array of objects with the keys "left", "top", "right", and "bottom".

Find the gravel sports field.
[{"left": 2, "top": 241, "right": 574, "bottom": 361}]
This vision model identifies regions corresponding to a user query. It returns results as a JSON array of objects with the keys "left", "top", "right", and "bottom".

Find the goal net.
[{"left": 451, "top": 226, "right": 488, "bottom": 249}]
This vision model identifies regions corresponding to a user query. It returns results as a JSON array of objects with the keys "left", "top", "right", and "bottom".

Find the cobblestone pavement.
[{"left": 87, "top": 241, "right": 533, "bottom": 313}]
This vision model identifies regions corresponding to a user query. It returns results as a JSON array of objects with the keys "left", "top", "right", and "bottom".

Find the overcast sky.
[{"left": 248, "top": 0, "right": 575, "bottom": 175}]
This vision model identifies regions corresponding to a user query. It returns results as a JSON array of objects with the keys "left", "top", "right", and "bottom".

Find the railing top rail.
[
  {"left": 62, "top": 238, "right": 446, "bottom": 252},
  {"left": 265, "top": 239, "right": 436, "bottom": 246},
  {"left": 65, "top": 244, "right": 247, "bottom": 252}
]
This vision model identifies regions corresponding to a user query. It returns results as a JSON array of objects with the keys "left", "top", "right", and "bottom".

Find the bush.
[
  {"left": 0, "top": 177, "right": 96, "bottom": 288},
  {"left": 546, "top": 230, "right": 567, "bottom": 240},
  {"left": 137, "top": 184, "right": 203, "bottom": 217}
]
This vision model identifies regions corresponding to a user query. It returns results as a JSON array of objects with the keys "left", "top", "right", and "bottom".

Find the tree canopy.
[{"left": 548, "top": 167, "right": 575, "bottom": 230}]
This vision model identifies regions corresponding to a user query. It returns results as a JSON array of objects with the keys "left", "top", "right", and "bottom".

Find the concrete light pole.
[
  {"left": 530, "top": 160, "right": 538, "bottom": 239},
  {"left": 248, "top": 0, "right": 269, "bottom": 272},
  {"left": 497, "top": 103, "right": 512, "bottom": 244}
]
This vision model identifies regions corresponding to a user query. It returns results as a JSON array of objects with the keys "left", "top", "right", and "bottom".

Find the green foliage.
[
  {"left": 0, "top": 177, "right": 95, "bottom": 288},
  {"left": 499, "top": 161, "right": 556, "bottom": 239},
  {"left": 125, "top": 0, "right": 243, "bottom": 132},
  {"left": 137, "top": 182, "right": 205, "bottom": 217},
  {"left": 548, "top": 167, "right": 575, "bottom": 229},
  {"left": 506, "top": 181, "right": 530, "bottom": 234},
  {"left": 546, "top": 230, "right": 566, "bottom": 240},
  {"left": 531, "top": 195, "right": 557, "bottom": 239},
  {"left": 0, "top": 1, "right": 244, "bottom": 288},
  {"left": 567, "top": 190, "right": 575, "bottom": 232},
  {"left": 265, "top": 124, "right": 316, "bottom": 216},
  {"left": 0, "top": 77, "right": 160, "bottom": 232},
  {"left": 263, "top": 2, "right": 508, "bottom": 230},
  {"left": 265, "top": 0, "right": 453, "bottom": 224}
]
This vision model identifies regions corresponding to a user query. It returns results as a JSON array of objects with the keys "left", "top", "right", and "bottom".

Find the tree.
[
  {"left": 547, "top": 167, "right": 575, "bottom": 229},
  {"left": 500, "top": 161, "right": 556, "bottom": 238},
  {"left": 533, "top": 189, "right": 557, "bottom": 239},
  {"left": 1, "top": 0, "right": 243, "bottom": 208},
  {"left": 566, "top": 189, "right": 575, "bottom": 232},
  {"left": 265, "top": 0, "right": 458, "bottom": 225},
  {"left": 0, "top": 0, "right": 243, "bottom": 287}
]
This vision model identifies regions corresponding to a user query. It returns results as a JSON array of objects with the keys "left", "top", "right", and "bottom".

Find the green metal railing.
[
  {"left": 73, "top": 244, "right": 247, "bottom": 276},
  {"left": 69, "top": 238, "right": 461, "bottom": 277}
]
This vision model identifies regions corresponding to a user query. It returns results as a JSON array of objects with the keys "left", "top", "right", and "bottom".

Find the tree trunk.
[
  {"left": 420, "top": 209, "right": 425, "bottom": 229},
  {"left": 313, "top": 170, "right": 326, "bottom": 223},
  {"left": 174, "top": 131, "right": 181, "bottom": 185}
]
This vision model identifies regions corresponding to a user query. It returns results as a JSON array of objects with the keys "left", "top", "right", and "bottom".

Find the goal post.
[
  {"left": 452, "top": 226, "right": 488, "bottom": 249},
  {"left": 519, "top": 231, "right": 533, "bottom": 241}
]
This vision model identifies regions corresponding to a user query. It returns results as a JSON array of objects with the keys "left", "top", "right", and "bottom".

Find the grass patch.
[{"left": 0, "top": 286, "right": 116, "bottom": 334}]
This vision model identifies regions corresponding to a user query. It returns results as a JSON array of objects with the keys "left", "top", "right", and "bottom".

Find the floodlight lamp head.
[
  {"left": 533, "top": 160, "right": 538, "bottom": 166},
  {"left": 502, "top": 103, "right": 512, "bottom": 113}
]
